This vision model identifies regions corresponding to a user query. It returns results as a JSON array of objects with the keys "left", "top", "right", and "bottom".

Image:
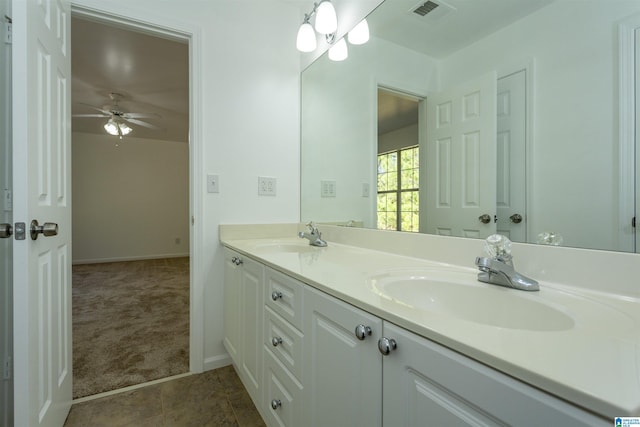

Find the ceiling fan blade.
[
  {"left": 125, "top": 118, "right": 161, "bottom": 130},
  {"left": 77, "top": 103, "right": 112, "bottom": 115},
  {"left": 122, "top": 112, "right": 161, "bottom": 119},
  {"left": 72, "top": 113, "right": 109, "bottom": 118}
]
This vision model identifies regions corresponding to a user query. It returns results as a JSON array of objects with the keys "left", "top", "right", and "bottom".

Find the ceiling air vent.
[{"left": 413, "top": 1, "right": 439, "bottom": 17}]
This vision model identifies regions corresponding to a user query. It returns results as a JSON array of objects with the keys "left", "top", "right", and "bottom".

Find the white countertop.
[{"left": 221, "top": 236, "right": 640, "bottom": 419}]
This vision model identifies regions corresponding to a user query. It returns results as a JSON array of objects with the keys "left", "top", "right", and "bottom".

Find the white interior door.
[
  {"left": 12, "top": 0, "right": 72, "bottom": 426},
  {"left": 496, "top": 70, "right": 527, "bottom": 242},
  {"left": 426, "top": 72, "right": 497, "bottom": 238}
]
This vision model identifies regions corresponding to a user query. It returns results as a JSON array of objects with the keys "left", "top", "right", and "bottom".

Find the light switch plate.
[
  {"left": 207, "top": 174, "right": 219, "bottom": 193},
  {"left": 362, "top": 183, "right": 370, "bottom": 198},
  {"left": 321, "top": 180, "right": 336, "bottom": 198}
]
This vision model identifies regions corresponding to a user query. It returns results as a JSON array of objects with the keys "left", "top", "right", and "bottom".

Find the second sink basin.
[
  {"left": 252, "top": 241, "right": 319, "bottom": 254},
  {"left": 368, "top": 269, "right": 575, "bottom": 331}
]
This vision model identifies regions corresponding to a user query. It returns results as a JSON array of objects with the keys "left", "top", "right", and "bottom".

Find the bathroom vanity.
[{"left": 220, "top": 224, "right": 640, "bottom": 426}]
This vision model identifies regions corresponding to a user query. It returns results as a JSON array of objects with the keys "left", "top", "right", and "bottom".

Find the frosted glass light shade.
[
  {"left": 328, "top": 37, "right": 348, "bottom": 61},
  {"left": 315, "top": 0, "right": 337, "bottom": 34},
  {"left": 119, "top": 122, "right": 132, "bottom": 135},
  {"left": 104, "top": 118, "right": 132, "bottom": 137},
  {"left": 348, "top": 19, "right": 369, "bottom": 45},
  {"left": 296, "top": 21, "right": 317, "bottom": 52},
  {"left": 104, "top": 119, "right": 119, "bottom": 135}
]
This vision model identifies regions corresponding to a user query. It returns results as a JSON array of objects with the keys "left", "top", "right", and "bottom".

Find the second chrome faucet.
[{"left": 298, "top": 222, "right": 328, "bottom": 247}]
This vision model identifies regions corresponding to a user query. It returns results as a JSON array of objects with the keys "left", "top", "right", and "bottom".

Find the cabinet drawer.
[
  {"left": 263, "top": 348, "right": 303, "bottom": 427},
  {"left": 265, "top": 268, "right": 304, "bottom": 330},
  {"left": 264, "top": 306, "right": 304, "bottom": 383}
]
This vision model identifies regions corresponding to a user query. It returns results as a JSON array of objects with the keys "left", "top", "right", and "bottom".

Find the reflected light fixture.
[
  {"left": 347, "top": 19, "right": 369, "bottom": 45},
  {"left": 104, "top": 116, "right": 132, "bottom": 140},
  {"left": 328, "top": 37, "right": 348, "bottom": 61}
]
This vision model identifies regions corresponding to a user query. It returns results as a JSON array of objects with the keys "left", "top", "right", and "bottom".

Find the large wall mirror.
[{"left": 301, "top": 0, "right": 640, "bottom": 253}]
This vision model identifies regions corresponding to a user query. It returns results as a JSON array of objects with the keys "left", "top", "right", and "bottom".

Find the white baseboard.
[
  {"left": 72, "top": 252, "right": 190, "bottom": 265},
  {"left": 204, "top": 353, "right": 232, "bottom": 372}
]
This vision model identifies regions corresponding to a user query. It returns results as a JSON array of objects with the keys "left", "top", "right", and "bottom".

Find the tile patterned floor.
[{"left": 64, "top": 365, "right": 266, "bottom": 427}]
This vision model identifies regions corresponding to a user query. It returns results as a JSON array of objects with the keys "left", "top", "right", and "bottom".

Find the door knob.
[
  {"left": 271, "top": 399, "right": 282, "bottom": 410},
  {"left": 30, "top": 220, "right": 58, "bottom": 240},
  {"left": 271, "top": 291, "right": 283, "bottom": 301},
  {"left": 0, "top": 223, "right": 12, "bottom": 239},
  {"left": 271, "top": 337, "right": 283, "bottom": 347},
  {"left": 510, "top": 214, "right": 523, "bottom": 224},
  {"left": 478, "top": 214, "right": 491, "bottom": 224}
]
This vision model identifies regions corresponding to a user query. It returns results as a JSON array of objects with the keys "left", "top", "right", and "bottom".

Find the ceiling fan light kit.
[
  {"left": 73, "top": 92, "right": 161, "bottom": 140},
  {"left": 104, "top": 117, "right": 133, "bottom": 139}
]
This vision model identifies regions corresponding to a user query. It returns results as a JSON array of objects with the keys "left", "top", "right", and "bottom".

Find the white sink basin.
[
  {"left": 368, "top": 269, "right": 575, "bottom": 331},
  {"left": 252, "top": 241, "right": 319, "bottom": 254}
]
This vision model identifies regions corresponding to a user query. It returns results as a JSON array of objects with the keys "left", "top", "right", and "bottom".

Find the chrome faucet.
[
  {"left": 475, "top": 235, "right": 539, "bottom": 291},
  {"left": 298, "top": 222, "right": 327, "bottom": 247}
]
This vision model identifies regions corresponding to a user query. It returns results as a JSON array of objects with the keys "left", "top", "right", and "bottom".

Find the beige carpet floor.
[{"left": 72, "top": 257, "right": 190, "bottom": 399}]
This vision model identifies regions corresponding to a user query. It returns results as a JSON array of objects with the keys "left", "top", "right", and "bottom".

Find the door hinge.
[
  {"left": 3, "top": 356, "right": 12, "bottom": 380},
  {"left": 4, "top": 15, "right": 12, "bottom": 45}
]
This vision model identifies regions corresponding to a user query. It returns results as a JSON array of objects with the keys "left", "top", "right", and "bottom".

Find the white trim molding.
[{"left": 618, "top": 14, "right": 640, "bottom": 252}]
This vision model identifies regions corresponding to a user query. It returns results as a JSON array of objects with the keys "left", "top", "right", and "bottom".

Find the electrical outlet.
[
  {"left": 321, "top": 180, "right": 336, "bottom": 198},
  {"left": 175, "top": 237, "right": 181, "bottom": 245},
  {"left": 207, "top": 174, "right": 219, "bottom": 193},
  {"left": 258, "top": 176, "right": 276, "bottom": 196},
  {"left": 362, "top": 183, "right": 370, "bottom": 198}
]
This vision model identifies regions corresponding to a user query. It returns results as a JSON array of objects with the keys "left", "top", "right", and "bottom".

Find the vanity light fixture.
[
  {"left": 104, "top": 117, "right": 132, "bottom": 140},
  {"left": 296, "top": 0, "right": 338, "bottom": 53},
  {"left": 296, "top": 1, "right": 369, "bottom": 62}
]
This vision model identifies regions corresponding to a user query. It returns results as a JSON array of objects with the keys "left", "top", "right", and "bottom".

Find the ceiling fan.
[{"left": 73, "top": 92, "right": 161, "bottom": 139}]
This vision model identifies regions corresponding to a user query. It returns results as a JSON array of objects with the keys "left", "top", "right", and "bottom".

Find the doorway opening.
[
  {"left": 377, "top": 88, "right": 422, "bottom": 233},
  {"left": 70, "top": 13, "right": 191, "bottom": 399}
]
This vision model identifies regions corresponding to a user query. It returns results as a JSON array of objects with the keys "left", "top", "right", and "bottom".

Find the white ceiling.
[
  {"left": 371, "top": 0, "right": 554, "bottom": 134},
  {"left": 368, "top": 0, "right": 554, "bottom": 59},
  {"left": 71, "top": 16, "right": 189, "bottom": 142}
]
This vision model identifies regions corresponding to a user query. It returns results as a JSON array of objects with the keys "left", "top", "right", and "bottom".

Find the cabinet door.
[
  {"left": 223, "top": 249, "right": 242, "bottom": 363},
  {"left": 382, "top": 322, "right": 607, "bottom": 427},
  {"left": 303, "top": 287, "right": 382, "bottom": 427},
  {"left": 240, "top": 257, "right": 264, "bottom": 403}
]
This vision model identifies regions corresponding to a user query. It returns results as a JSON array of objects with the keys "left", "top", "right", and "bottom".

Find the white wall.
[
  {"left": 71, "top": 0, "right": 302, "bottom": 369},
  {"left": 301, "top": 36, "right": 437, "bottom": 227},
  {"left": 72, "top": 132, "right": 189, "bottom": 263},
  {"left": 439, "top": 1, "right": 640, "bottom": 251}
]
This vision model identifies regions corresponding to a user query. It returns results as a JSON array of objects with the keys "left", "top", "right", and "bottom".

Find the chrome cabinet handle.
[
  {"left": 271, "top": 291, "right": 283, "bottom": 301},
  {"left": 378, "top": 337, "right": 397, "bottom": 356},
  {"left": 271, "top": 337, "right": 283, "bottom": 347},
  {"left": 30, "top": 220, "right": 58, "bottom": 240},
  {"left": 0, "top": 223, "right": 12, "bottom": 239},
  {"left": 354, "top": 324, "right": 372, "bottom": 341},
  {"left": 231, "top": 256, "right": 243, "bottom": 266},
  {"left": 271, "top": 399, "right": 282, "bottom": 410},
  {"left": 510, "top": 213, "right": 523, "bottom": 224}
]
